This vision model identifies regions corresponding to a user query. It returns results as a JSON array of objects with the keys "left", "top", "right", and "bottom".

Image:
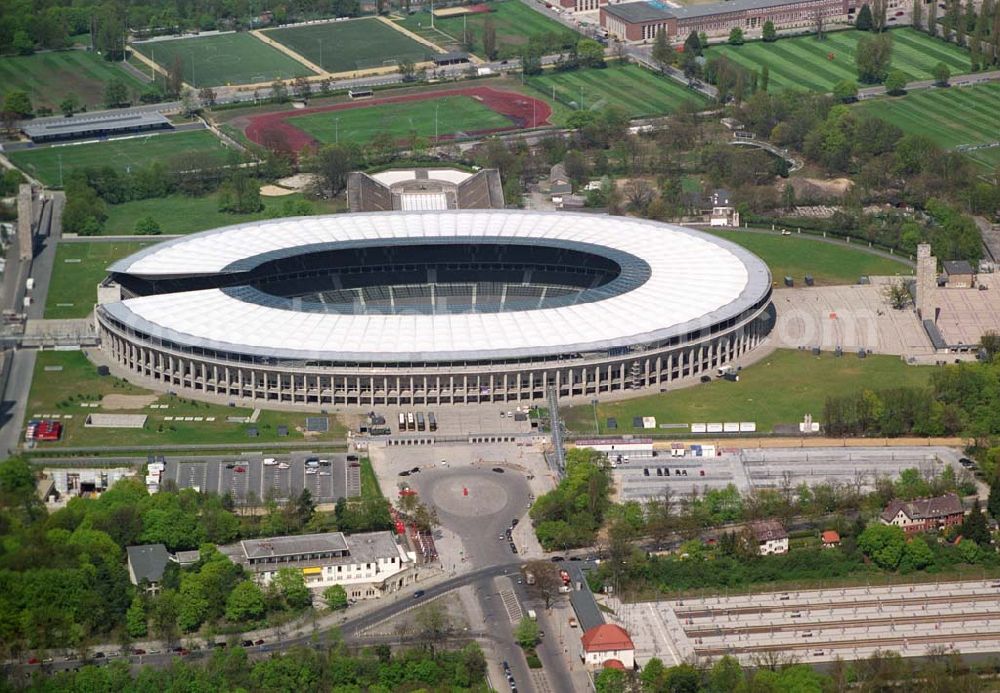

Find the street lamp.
[
  {"left": 434, "top": 104, "right": 439, "bottom": 141},
  {"left": 335, "top": 117, "right": 340, "bottom": 144}
]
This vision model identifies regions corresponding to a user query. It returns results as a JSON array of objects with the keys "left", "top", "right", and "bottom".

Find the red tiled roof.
[
  {"left": 603, "top": 659, "right": 626, "bottom": 670},
  {"left": 581, "top": 624, "right": 634, "bottom": 653},
  {"left": 821, "top": 530, "right": 840, "bottom": 544},
  {"left": 880, "top": 493, "right": 963, "bottom": 523}
]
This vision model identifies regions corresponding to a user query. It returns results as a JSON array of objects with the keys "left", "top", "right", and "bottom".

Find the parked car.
[
  {"left": 492, "top": 467, "right": 505, "bottom": 473},
  {"left": 413, "top": 590, "right": 426, "bottom": 599}
]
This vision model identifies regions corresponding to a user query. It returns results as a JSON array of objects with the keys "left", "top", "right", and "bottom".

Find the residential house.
[{"left": 880, "top": 493, "right": 965, "bottom": 534}]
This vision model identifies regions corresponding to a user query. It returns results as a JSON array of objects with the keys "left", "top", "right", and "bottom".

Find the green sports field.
[
  {"left": 0, "top": 50, "right": 148, "bottom": 112},
  {"left": 265, "top": 18, "right": 435, "bottom": 73},
  {"left": 45, "top": 242, "right": 153, "bottom": 319},
  {"left": 706, "top": 229, "right": 912, "bottom": 285},
  {"left": 857, "top": 83, "right": 1000, "bottom": 171},
  {"left": 527, "top": 63, "right": 708, "bottom": 118},
  {"left": 288, "top": 95, "right": 513, "bottom": 144},
  {"left": 397, "top": 1, "right": 578, "bottom": 59},
  {"left": 562, "top": 349, "right": 933, "bottom": 435},
  {"left": 705, "top": 28, "right": 970, "bottom": 93},
  {"left": 133, "top": 33, "right": 314, "bottom": 87},
  {"left": 8, "top": 129, "right": 232, "bottom": 187}
]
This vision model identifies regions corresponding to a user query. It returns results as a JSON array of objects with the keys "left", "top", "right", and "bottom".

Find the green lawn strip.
[
  {"left": 862, "top": 97, "right": 976, "bottom": 146},
  {"left": 45, "top": 242, "right": 153, "bottom": 319},
  {"left": 564, "top": 70, "right": 665, "bottom": 114},
  {"left": 289, "top": 95, "right": 511, "bottom": 144},
  {"left": 712, "top": 44, "right": 826, "bottom": 91},
  {"left": 8, "top": 129, "right": 233, "bottom": 187},
  {"left": 561, "top": 349, "right": 933, "bottom": 435},
  {"left": 133, "top": 33, "right": 314, "bottom": 87},
  {"left": 264, "top": 19, "right": 433, "bottom": 73},
  {"left": 706, "top": 229, "right": 912, "bottom": 285},
  {"left": 857, "top": 85, "right": 1000, "bottom": 149},
  {"left": 26, "top": 351, "right": 345, "bottom": 448},
  {"left": 585, "top": 65, "right": 702, "bottom": 114},
  {"left": 0, "top": 50, "right": 148, "bottom": 111},
  {"left": 101, "top": 192, "right": 338, "bottom": 236},
  {"left": 890, "top": 29, "right": 971, "bottom": 71},
  {"left": 775, "top": 40, "right": 857, "bottom": 85},
  {"left": 359, "top": 458, "right": 384, "bottom": 500}
]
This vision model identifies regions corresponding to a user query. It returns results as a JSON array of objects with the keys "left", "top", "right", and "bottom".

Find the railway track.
[
  {"left": 685, "top": 609, "right": 1000, "bottom": 637},
  {"left": 694, "top": 630, "right": 1000, "bottom": 657},
  {"left": 676, "top": 591, "right": 1000, "bottom": 618}
]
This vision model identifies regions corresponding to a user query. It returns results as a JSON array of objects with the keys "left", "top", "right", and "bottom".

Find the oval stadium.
[{"left": 96, "top": 211, "right": 773, "bottom": 407}]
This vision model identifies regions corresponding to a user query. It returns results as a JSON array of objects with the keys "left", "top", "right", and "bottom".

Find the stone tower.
[{"left": 915, "top": 243, "right": 937, "bottom": 320}]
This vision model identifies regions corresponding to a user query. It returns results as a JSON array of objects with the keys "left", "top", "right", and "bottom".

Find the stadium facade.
[{"left": 96, "top": 211, "right": 773, "bottom": 406}]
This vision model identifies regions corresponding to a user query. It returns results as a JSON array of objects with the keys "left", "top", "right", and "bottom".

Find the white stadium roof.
[{"left": 104, "top": 211, "right": 770, "bottom": 363}]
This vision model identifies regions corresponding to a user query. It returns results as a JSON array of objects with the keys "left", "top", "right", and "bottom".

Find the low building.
[
  {"left": 580, "top": 623, "right": 635, "bottom": 669},
  {"left": 575, "top": 437, "right": 655, "bottom": 462},
  {"left": 22, "top": 111, "right": 173, "bottom": 143},
  {"left": 942, "top": 260, "right": 976, "bottom": 289},
  {"left": 127, "top": 544, "right": 171, "bottom": 594},
  {"left": 556, "top": 0, "right": 607, "bottom": 13},
  {"left": 749, "top": 520, "right": 788, "bottom": 555},
  {"left": 222, "top": 531, "right": 415, "bottom": 600},
  {"left": 821, "top": 530, "right": 841, "bottom": 548},
  {"left": 880, "top": 493, "right": 965, "bottom": 534}
]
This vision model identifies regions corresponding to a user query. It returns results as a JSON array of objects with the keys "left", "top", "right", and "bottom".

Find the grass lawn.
[
  {"left": 705, "top": 28, "right": 970, "bottom": 93},
  {"left": 397, "top": 1, "right": 578, "bottom": 59},
  {"left": 101, "top": 191, "right": 342, "bottom": 236},
  {"left": 288, "top": 94, "right": 513, "bottom": 144},
  {"left": 8, "top": 129, "right": 233, "bottom": 187},
  {"left": 25, "top": 351, "right": 345, "bottom": 449},
  {"left": 359, "top": 458, "right": 383, "bottom": 500},
  {"left": 45, "top": 242, "right": 154, "bottom": 319},
  {"left": 133, "top": 33, "right": 314, "bottom": 87},
  {"left": 0, "top": 49, "right": 149, "bottom": 112},
  {"left": 526, "top": 63, "right": 708, "bottom": 118},
  {"left": 856, "top": 83, "right": 1000, "bottom": 171},
  {"left": 265, "top": 18, "right": 435, "bottom": 72},
  {"left": 706, "top": 229, "right": 912, "bottom": 286},
  {"left": 562, "top": 349, "right": 934, "bottom": 435}
]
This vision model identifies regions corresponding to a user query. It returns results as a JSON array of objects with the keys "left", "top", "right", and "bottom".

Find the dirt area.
[
  {"left": 101, "top": 394, "right": 158, "bottom": 410},
  {"left": 787, "top": 177, "right": 853, "bottom": 197},
  {"left": 260, "top": 184, "right": 297, "bottom": 197}
]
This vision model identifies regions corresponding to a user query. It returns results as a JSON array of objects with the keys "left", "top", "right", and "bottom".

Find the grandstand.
[{"left": 347, "top": 167, "right": 504, "bottom": 212}]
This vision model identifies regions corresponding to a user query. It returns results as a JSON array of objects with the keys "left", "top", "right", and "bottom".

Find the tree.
[
  {"left": 525, "top": 560, "right": 563, "bottom": 609},
  {"left": 933, "top": 61, "right": 951, "bottom": 86},
  {"left": 684, "top": 30, "right": 703, "bottom": 57},
  {"left": 217, "top": 171, "right": 262, "bottom": 214},
  {"left": 482, "top": 17, "right": 498, "bottom": 61},
  {"left": 762, "top": 19, "right": 777, "bottom": 41},
  {"left": 900, "top": 535, "right": 934, "bottom": 571},
  {"left": 782, "top": 182, "right": 796, "bottom": 211},
  {"left": 167, "top": 56, "right": 184, "bottom": 96},
  {"left": 514, "top": 617, "right": 539, "bottom": 648},
  {"left": 961, "top": 499, "right": 991, "bottom": 545},
  {"left": 981, "top": 331, "right": 1000, "bottom": 361},
  {"left": 150, "top": 591, "right": 180, "bottom": 645},
  {"left": 728, "top": 27, "right": 745, "bottom": 45},
  {"left": 927, "top": 0, "right": 938, "bottom": 36},
  {"left": 815, "top": 7, "right": 826, "bottom": 39},
  {"left": 884, "top": 69, "right": 908, "bottom": 94},
  {"left": 3, "top": 90, "right": 33, "bottom": 118},
  {"left": 882, "top": 279, "right": 911, "bottom": 309},
  {"left": 60, "top": 94, "right": 80, "bottom": 117},
  {"left": 855, "top": 33, "right": 893, "bottom": 83},
  {"left": 595, "top": 668, "right": 627, "bottom": 693},
  {"left": 270, "top": 80, "right": 289, "bottom": 103},
  {"left": 414, "top": 602, "right": 450, "bottom": 654},
  {"left": 274, "top": 568, "right": 312, "bottom": 610},
  {"left": 872, "top": 0, "right": 888, "bottom": 31},
  {"left": 225, "top": 581, "right": 266, "bottom": 622},
  {"left": 857, "top": 523, "right": 906, "bottom": 570},
  {"left": 577, "top": 39, "right": 606, "bottom": 68},
  {"left": 761, "top": 64, "right": 770, "bottom": 91},
  {"left": 198, "top": 87, "right": 217, "bottom": 108},
  {"left": 292, "top": 76, "right": 311, "bottom": 101},
  {"left": 135, "top": 216, "right": 161, "bottom": 235},
  {"left": 833, "top": 79, "right": 859, "bottom": 102},
  {"left": 323, "top": 584, "right": 348, "bottom": 610},
  {"left": 398, "top": 59, "right": 416, "bottom": 82},
  {"left": 856, "top": 3, "right": 874, "bottom": 30},
  {"left": 12, "top": 30, "right": 34, "bottom": 56},
  {"left": 652, "top": 27, "right": 673, "bottom": 72},
  {"left": 104, "top": 78, "right": 129, "bottom": 108},
  {"left": 913, "top": 0, "right": 923, "bottom": 30}
]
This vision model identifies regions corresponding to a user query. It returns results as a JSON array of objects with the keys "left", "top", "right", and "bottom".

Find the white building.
[
  {"left": 750, "top": 520, "right": 788, "bottom": 555},
  {"left": 224, "top": 531, "right": 415, "bottom": 600},
  {"left": 575, "top": 438, "right": 655, "bottom": 463},
  {"left": 580, "top": 624, "right": 636, "bottom": 669}
]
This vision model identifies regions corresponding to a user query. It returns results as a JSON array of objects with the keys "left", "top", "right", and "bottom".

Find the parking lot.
[
  {"left": 165, "top": 454, "right": 359, "bottom": 504},
  {"left": 614, "top": 446, "right": 965, "bottom": 502}
]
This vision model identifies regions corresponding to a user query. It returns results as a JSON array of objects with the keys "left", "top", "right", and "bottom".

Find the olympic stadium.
[{"left": 95, "top": 210, "right": 773, "bottom": 407}]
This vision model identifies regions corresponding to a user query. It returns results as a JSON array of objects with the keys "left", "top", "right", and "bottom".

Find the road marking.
[{"left": 499, "top": 589, "right": 523, "bottom": 623}]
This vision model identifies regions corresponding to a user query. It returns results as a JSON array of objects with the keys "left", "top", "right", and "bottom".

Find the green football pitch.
[
  {"left": 133, "top": 33, "right": 314, "bottom": 87},
  {"left": 397, "top": 1, "right": 578, "bottom": 59},
  {"left": 527, "top": 63, "right": 708, "bottom": 118},
  {"left": 0, "top": 50, "right": 148, "bottom": 112},
  {"left": 288, "top": 95, "right": 513, "bottom": 144},
  {"left": 8, "top": 129, "right": 232, "bottom": 187},
  {"left": 705, "top": 28, "right": 971, "bottom": 93},
  {"left": 857, "top": 82, "right": 1000, "bottom": 171},
  {"left": 265, "top": 18, "right": 436, "bottom": 72}
]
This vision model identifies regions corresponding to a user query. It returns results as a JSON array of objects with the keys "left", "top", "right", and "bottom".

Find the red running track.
[{"left": 244, "top": 86, "right": 552, "bottom": 153}]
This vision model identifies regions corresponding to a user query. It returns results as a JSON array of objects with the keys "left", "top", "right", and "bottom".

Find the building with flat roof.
[
  {"left": 22, "top": 111, "right": 173, "bottom": 143},
  {"left": 223, "top": 531, "right": 415, "bottom": 599},
  {"left": 600, "top": 0, "right": 899, "bottom": 43}
]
